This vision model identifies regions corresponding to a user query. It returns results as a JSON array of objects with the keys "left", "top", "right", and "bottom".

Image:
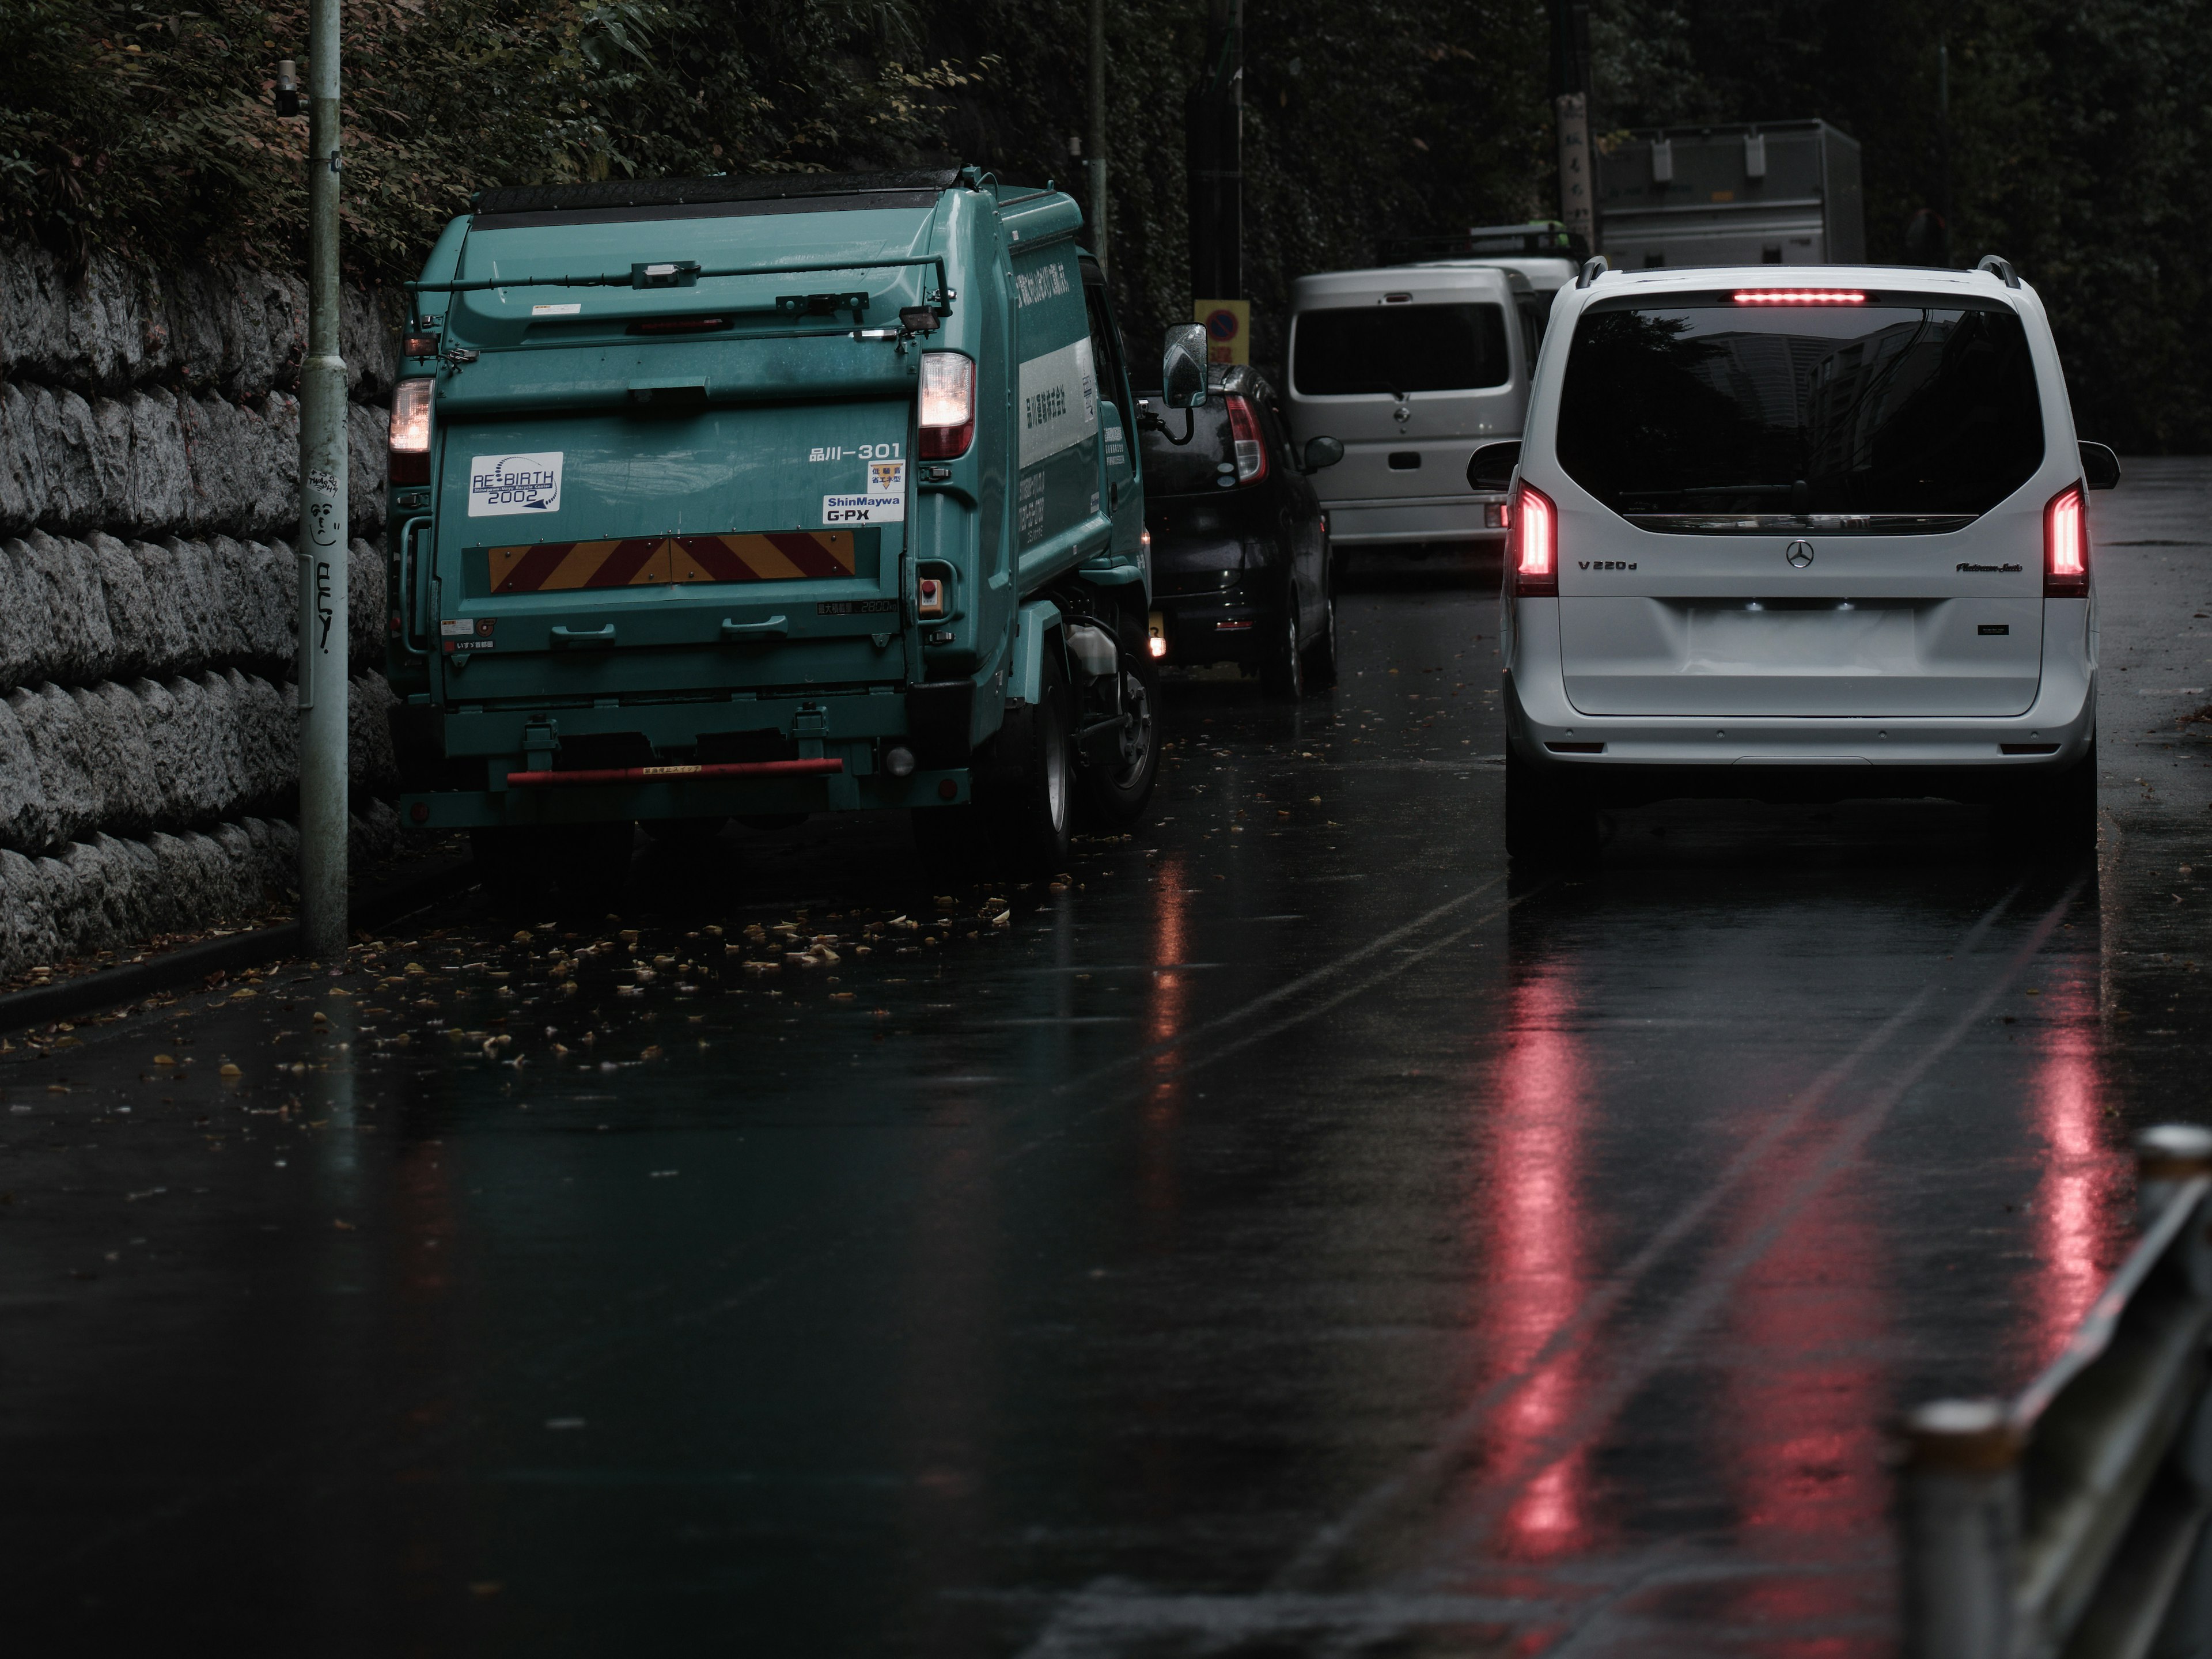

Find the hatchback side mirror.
[
  {"left": 2079, "top": 440, "right": 2121, "bottom": 490},
  {"left": 1162, "top": 324, "right": 1209, "bottom": 410},
  {"left": 1467, "top": 440, "right": 1521, "bottom": 493},
  {"left": 1302, "top": 436, "right": 1344, "bottom": 472}
]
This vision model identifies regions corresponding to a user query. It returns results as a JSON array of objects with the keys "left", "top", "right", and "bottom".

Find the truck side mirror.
[
  {"left": 1303, "top": 436, "right": 1344, "bottom": 472},
  {"left": 1467, "top": 440, "right": 1521, "bottom": 492},
  {"left": 2079, "top": 440, "right": 2122, "bottom": 490},
  {"left": 1162, "top": 324, "right": 1209, "bottom": 410}
]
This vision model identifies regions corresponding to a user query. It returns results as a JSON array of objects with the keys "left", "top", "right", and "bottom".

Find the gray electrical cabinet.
[{"left": 1596, "top": 120, "right": 1864, "bottom": 270}]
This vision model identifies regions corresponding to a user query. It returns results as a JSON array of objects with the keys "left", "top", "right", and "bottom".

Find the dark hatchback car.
[{"left": 1136, "top": 365, "right": 1343, "bottom": 696}]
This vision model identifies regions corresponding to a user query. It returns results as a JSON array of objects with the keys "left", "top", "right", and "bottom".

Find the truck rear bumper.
[{"left": 400, "top": 766, "right": 969, "bottom": 828}]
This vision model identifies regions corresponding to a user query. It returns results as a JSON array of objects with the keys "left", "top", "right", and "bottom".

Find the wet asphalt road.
[{"left": 10, "top": 461, "right": 2212, "bottom": 1656}]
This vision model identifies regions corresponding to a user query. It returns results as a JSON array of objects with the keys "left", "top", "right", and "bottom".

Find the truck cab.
[{"left": 385, "top": 169, "right": 1164, "bottom": 889}]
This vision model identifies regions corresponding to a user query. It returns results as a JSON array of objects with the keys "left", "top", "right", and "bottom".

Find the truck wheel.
[
  {"left": 1260, "top": 599, "right": 1304, "bottom": 699},
  {"left": 1505, "top": 747, "right": 1599, "bottom": 863},
  {"left": 978, "top": 651, "right": 1072, "bottom": 874},
  {"left": 1303, "top": 583, "right": 1339, "bottom": 689},
  {"left": 1077, "top": 646, "right": 1161, "bottom": 828}
]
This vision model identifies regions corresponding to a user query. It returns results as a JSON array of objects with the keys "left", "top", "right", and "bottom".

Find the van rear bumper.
[
  {"left": 1504, "top": 596, "right": 2098, "bottom": 781},
  {"left": 1321, "top": 494, "right": 1506, "bottom": 547}
]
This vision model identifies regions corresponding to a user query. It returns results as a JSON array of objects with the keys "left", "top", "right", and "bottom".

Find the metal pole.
[
  {"left": 1898, "top": 1397, "right": 2019, "bottom": 1659},
  {"left": 297, "top": 0, "right": 349, "bottom": 960},
  {"left": 1088, "top": 0, "right": 1108, "bottom": 273}
]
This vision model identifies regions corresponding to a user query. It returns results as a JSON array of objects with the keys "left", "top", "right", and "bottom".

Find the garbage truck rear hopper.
[{"left": 385, "top": 168, "right": 1177, "bottom": 888}]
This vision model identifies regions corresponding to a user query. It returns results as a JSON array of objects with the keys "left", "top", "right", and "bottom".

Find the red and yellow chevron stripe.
[{"left": 488, "top": 532, "right": 855, "bottom": 594}]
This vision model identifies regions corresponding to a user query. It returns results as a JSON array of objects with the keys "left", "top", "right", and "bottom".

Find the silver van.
[
  {"left": 1501, "top": 259, "right": 2119, "bottom": 858},
  {"left": 1285, "top": 265, "right": 1533, "bottom": 559}
]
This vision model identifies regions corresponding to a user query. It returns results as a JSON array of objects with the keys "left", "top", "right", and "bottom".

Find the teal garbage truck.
[{"left": 385, "top": 168, "right": 1195, "bottom": 886}]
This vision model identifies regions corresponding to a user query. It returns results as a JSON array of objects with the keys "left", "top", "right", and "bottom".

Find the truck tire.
[
  {"left": 978, "top": 650, "right": 1073, "bottom": 875},
  {"left": 1076, "top": 645, "right": 1161, "bottom": 828},
  {"left": 1260, "top": 597, "right": 1304, "bottom": 699},
  {"left": 1505, "top": 747, "right": 1599, "bottom": 863}
]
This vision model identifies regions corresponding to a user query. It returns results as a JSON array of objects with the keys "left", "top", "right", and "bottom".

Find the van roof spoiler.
[{"left": 472, "top": 170, "right": 965, "bottom": 218}]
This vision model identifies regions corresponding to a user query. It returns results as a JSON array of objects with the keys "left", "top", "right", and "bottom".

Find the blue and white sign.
[{"left": 468, "top": 452, "right": 564, "bottom": 517}]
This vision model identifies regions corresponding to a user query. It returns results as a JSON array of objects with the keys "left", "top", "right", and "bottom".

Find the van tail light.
[
  {"left": 1512, "top": 480, "right": 1558, "bottom": 597},
  {"left": 1224, "top": 394, "right": 1269, "bottom": 483},
  {"left": 918, "top": 352, "right": 976, "bottom": 459},
  {"left": 388, "top": 377, "right": 432, "bottom": 485},
  {"left": 2044, "top": 482, "right": 2088, "bottom": 596}
]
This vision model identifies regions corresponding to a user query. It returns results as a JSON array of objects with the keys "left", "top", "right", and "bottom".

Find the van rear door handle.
[
  {"left": 549, "top": 623, "right": 617, "bottom": 648},
  {"left": 721, "top": 615, "right": 789, "bottom": 641}
]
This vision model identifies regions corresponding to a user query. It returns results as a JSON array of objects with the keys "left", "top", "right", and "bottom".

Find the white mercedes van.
[
  {"left": 1285, "top": 265, "right": 1533, "bottom": 558},
  {"left": 1501, "top": 258, "right": 2119, "bottom": 858}
]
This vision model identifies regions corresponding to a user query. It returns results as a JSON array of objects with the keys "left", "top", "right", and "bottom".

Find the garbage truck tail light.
[
  {"left": 918, "top": 353, "right": 976, "bottom": 459},
  {"left": 2045, "top": 483, "right": 2088, "bottom": 597},
  {"left": 389, "top": 378, "right": 433, "bottom": 484},
  {"left": 1513, "top": 481, "right": 1558, "bottom": 597}
]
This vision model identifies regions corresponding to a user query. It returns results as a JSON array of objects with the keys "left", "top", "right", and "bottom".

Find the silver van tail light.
[
  {"left": 918, "top": 352, "right": 976, "bottom": 459},
  {"left": 388, "top": 377, "right": 433, "bottom": 484},
  {"left": 1512, "top": 480, "right": 1558, "bottom": 597},
  {"left": 2045, "top": 482, "right": 2088, "bottom": 596}
]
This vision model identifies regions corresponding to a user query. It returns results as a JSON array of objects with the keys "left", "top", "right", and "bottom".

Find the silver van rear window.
[
  {"left": 1292, "top": 304, "right": 1510, "bottom": 396},
  {"left": 1556, "top": 302, "right": 2043, "bottom": 533}
]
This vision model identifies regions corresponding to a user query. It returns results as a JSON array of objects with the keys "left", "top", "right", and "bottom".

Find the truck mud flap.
[{"left": 905, "top": 681, "right": 975, "bottom": 767}]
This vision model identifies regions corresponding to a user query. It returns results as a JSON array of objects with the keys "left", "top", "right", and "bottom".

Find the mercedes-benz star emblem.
[{"left": 1786, "top": 539, "right": 1815, "bottom": 569}]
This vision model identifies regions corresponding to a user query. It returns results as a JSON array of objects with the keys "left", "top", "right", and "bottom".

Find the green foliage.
[{"left": 6, "top": 0, "right": 2205, "bottom": 445}]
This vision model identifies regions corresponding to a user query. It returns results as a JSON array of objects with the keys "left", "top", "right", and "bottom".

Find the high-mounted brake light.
[
  {"left": 388, "top": 377, "right": 432, "bottom": 485},
  {"left": 918, "top": 352, "right": 976, "bottom": 460},
  {"left": 1224, "top": 394, "right": 1270, "bottom": 484},
  {"left": 1732, "top": 289, "right": 1868, "bottom": 305},
  {"left": 1512, "top": 481, "right": 1557, "bottom": 597},
  {"left": 2045, "top": 483, "right": 2089, "bottom": 596}
]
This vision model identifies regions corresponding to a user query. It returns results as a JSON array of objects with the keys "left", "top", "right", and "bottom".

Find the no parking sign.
[{"left": 1192, "top": 298, "right": 1249, "bottom": 365}]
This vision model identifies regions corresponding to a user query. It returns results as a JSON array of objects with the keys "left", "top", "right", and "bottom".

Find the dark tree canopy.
[{"left": 4, "top": 0, "right": 2204, "bottom": 447}]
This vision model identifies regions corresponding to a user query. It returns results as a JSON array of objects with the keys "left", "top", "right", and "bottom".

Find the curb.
[{"left": 0, "top": 856, "right": 480, "bottom": 1036}]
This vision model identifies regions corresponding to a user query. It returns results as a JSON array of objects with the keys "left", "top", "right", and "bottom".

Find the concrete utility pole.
[
  {"left": 1187, "top": 0, "right": 1243, "bottom": 300},
  {"left": 297, "top": 0, "right": 349, "bottom": 959},
  {"left": 1089, "top": 0, "right": 1108, "bottom": 271},
  {"left": 1549, "top": 0, "right": 1596, "bottom": 253}
]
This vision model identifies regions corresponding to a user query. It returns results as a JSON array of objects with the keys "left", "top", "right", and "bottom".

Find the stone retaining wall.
[{"left": 0, "top": 241, "right": 403, "bottom": 978}]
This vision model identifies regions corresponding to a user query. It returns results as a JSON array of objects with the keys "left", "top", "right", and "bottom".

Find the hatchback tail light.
[
  {"left": 388, "top": 377, "right": 432, "bottom": 485},
  {"left": 2044, "top": 482, "right": 2088, "bottom": 596},
  {"left": 1224, "top": 394, "right": 1269, "bottom": 484},
  {"left": 918, "top": 352, "right": 976, "bottom": 459},
  {"left": 1512, "top": 480, "right": 1558, "bottom": 597}
]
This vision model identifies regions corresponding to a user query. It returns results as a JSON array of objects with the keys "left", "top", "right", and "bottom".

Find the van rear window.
[
  {"left": 1292, "top": 304, "right": 1510, "bottom": 395},
  {"left": 1555, "top": 302, "right": 2044, "bottom": 532}
]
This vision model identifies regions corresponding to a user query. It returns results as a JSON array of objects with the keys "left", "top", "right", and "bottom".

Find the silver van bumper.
[{"left": 1504, "top": 597, "right": 2097, "bottom": 774}]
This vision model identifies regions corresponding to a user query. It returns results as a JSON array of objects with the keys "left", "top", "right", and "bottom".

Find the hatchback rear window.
[
  {"left": 1556, "top": 301, "right": 2044, "bottom": 533},
  {"left": 1292, "top": 304, "right": 1510, "bottom": 396},
  {"left": 1135, "top": 400, "right": 1242, "bottom": 495}
]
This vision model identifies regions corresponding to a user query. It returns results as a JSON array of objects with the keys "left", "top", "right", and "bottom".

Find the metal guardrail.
[{"left": 1901, "top": 1124, "right": 2212, "bottom": 1659}]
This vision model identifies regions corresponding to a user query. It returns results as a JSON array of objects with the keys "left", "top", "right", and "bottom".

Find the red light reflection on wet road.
[
  {"left": 1473, "top": 964, "right": 1597, "bottom": 1562},
  {"left": 2028, "top": 975, "right": 2124, "bottom": 1366}
]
